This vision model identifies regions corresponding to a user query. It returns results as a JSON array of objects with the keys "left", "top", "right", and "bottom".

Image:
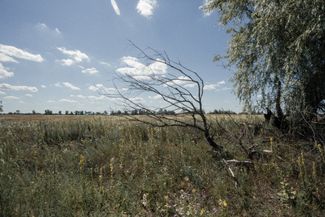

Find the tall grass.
[{"left": 0, "top": 115, "right": 324, "bottom": 216}]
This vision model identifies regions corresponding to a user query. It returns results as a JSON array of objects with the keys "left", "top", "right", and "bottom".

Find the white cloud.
[
  {"left": 136, "top": 0, "right": 157, "bottom": 18},
  {"left": 88, "top": 95, "right": 106, "bottom": 100},
  {"left": 25, "top": 94, "right": 33, "bottom": 97},
  {"left": 59, "top": 59, "right": 75, "bottom": 66},
  {"left": 4, "top": 95, "right": 20, "bottom": 100},
  {"left": 47, "top": 100, "right": 55, "bottom": 103},
  {"left": 41, "top": 85, "right": 46, "bottom": 88},
  {"left": 88, "top": 84, "right": 115, "bottom": 93},
  {"left": 203, "top": 84, "right": 217, "bottom": 91},
  {"left": 59, "top": 98, "right": 77, "bottom": 103},
  {"left": 82, "top": 67, "right": 99, "bottom": 75},
  {"left": 0, "top": 53, "right": 18, "bottom": 63},
  {"left": 35, "top": 23, "right": 62, "bottom": 37},
  {"left": 0, "top": 44, "right": 44, "bottom": 62},
  {"left": 0, "top": 90, "right": 6, "bottom": 95},
  {"left": 70, "top": 94, "right": 107, "bottom": 101},
  {"left": 0, "top": 63, "right": 14, "bottom": 79},
  {"left": 99, "top": 61, "right": 111, "bottom": 67},
  {"left": 88, "top": 84, "right": 101, "bottom": 92},
  {"left": 110, "top": 0, "right": 121, "bottom": 16},
  {"left": 57, "top": 47, "right": 89, "bottom": 66},
  {"left": 217, "top": 80, "right": 226, "bottom": 85},
  {"left": 0, "top": 44, "right": 43, "bottom": 79},
  {"left": 203, "top": 81, "right": 226, "bottom": 91},
  {"left": 166, "top": 76, "right": 196, "bottom": 88},
  {"left": 215, "top": 87, "right": 231, "bottom": 92},
  {"left": 54, "top": 82, "right": 80, "bottom": 90},
  {"left": 148, "top": 94, "right": 162, "bottom": 100},
  {"left": 62, "top": 82, "right": 80, "bottom": 91},
  {"left": 130, "top": 96, "right": 144, "bottom": 103},
  {"left": 116, "top": 56, "right": 167, "bottom": 80},
  {"left": 54, "top": 82, "right": 62, "bottom": 88},
  {"left": 70, "top": 94, "right": 86, "bottom": 99},
  {"left": 36, "top": 23, "right": 47, "bottom": 30},
  {"left": 55, "top": 28, "right": 61, "bottom": 35},
  {"left": 0, "top": 83, "right": 38, "bottom": 93}
]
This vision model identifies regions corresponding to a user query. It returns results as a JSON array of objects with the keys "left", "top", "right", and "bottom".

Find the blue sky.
[{"left": 0, "top": 0, "right": 241, "bottom": 113}]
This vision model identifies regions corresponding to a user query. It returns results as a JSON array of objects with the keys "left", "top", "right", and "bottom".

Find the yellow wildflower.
[
  {"left": 200, "top": 208, "right": 205, "bottom": 216},
  {"left": 109, "top": 157, "right": 114, "bottom": 178},
  {"left": 79, "top": 154, "right": 85, "bottom": 170},
  {"left": 218, "top": 199, "right": 228, "bottom": 208}
]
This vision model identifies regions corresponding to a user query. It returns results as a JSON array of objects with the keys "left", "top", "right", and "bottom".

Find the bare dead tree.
[
  {"left": 106, "top": 42, "right": 233, "bottom": 159},
  {"left": 104, "top": 43, "right": 260, "bottom": 186}
]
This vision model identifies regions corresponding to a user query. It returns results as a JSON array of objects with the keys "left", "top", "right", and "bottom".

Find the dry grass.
[{"left": 0, "top": 115, "right": 324, "bottom": 216}]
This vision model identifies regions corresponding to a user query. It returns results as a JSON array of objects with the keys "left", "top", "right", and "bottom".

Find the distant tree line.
[
  {"left": 0, "top": 108, "right": 255, "bottom": 116},
  {"left": 3, "top": 110, "right": 110, "bottom": 116},
  {"left": 110, "top": 108, "right": 176, "bottom": 116},
  {"left": 209, "top": 109, "right": 237, "bottom": 115}
]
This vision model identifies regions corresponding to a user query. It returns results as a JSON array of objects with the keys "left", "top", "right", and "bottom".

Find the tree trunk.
[{"left": 275, "top": 78, "right": 284, "bottom": 121}]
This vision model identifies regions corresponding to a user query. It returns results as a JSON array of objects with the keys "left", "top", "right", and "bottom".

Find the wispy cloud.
[
  {"left": 59, "top": 98, "right": 77, "bottom": 103},
  {"left": 130, "top": 96, "right": 144, "bottom": 103},
  {"left": 35, "top": 22, "right": 62, "bottom": 37},
  {"left": 57, "top": 47, "right": 89, "bottom": 66},
  {"left": 203, "top": 84, "right": 217, "bottom": 91},
  {"left": 110, "top": 0, "right": 121, "bottom": 16},
  {"left": 203, "top": 80, "right": 226, "bottom": 91},
  {"left": 99, "top": 61, "right": 111, "bottom": 67},
  {"left": 0, "top": 83, "right": 38, "bottom": 93},
  {"left": 70, "top": 94, "right": 86, "bottom": 99},
  {"left": 54, "top": 82, "right": 62, "bottom": 88},
  {"left": 116, "top": 56, "right": 167, "bottom": 80},
  {"left": 0, "top": 44, "right": 44, "bottom": 62},
  {"left": 4, "top": 95, "right": 20, "bottom": 100},
  {"left": 0, "top": 44, "right": 44, "bottom": 79},
  {"left": 215, "top": 87, "right": 231, "bottom": 92},
  {"left": 0, "top": 90, "right": 6, "bottom": 95},
  {"left": 60, "top": 82, "right": 81, "bottom": 91},
  {"left": 148, "top": 94, "right": 162, "bottom": 100},
  {"left": 0, "top": 63, "right": 14, "bottom": 79},
  {"left": 217, "top": 80, "right": 226, "bottom": 85},
  {"left": 41, "top": 85, "right": 46, "bottom": 88},
  {"left": 166, "top": 76, "right": 196, "bottom": 88},
  {"left": 82, "top": 67, "right": 99, "bottom": 75},
  {"left": 88, "top": 84, "right": 115, "bottom": 93},
  {"left": 88, "top": 95, "right": 106, "bottom": 100},
  {"left": 70, "top": 94, "right": 106, "bottom": 101},
  {"left": 0, "top": 53, "right": 18, "bottom": 63},
  {"left": 25, "top": 94, "right": 33, "bottom": 97},
  {"left": 136, "top": 0, "right": 158, "bottom": 18}
]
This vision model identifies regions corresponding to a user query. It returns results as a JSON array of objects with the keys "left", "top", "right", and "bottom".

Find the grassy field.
[{"left": 0, "top": 115, "right": 324, "bottom": 216}]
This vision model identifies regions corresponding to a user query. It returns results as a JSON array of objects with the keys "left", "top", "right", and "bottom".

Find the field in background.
[{"left": 0, "top": 115, "right": 324, "bottom": 216}]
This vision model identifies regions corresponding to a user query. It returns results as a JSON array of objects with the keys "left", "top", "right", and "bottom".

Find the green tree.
[
  {"left": 0, "top": 100, "right": 3, "bottom": 113},
  {"left": 44, "top": 109, "right": 53, "bottom": 115},
  {"left": 202, "top": 0, "right": 325, "bottom": 120}
]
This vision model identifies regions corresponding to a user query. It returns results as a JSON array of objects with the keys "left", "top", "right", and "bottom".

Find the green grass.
[{"left": 0, "top": 115, "right": 324, "bottom": 216}]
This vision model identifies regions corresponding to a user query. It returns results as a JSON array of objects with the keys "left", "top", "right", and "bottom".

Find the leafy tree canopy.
[{"left": 202, "top": 0, "right": 325, "bottom": 116}]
